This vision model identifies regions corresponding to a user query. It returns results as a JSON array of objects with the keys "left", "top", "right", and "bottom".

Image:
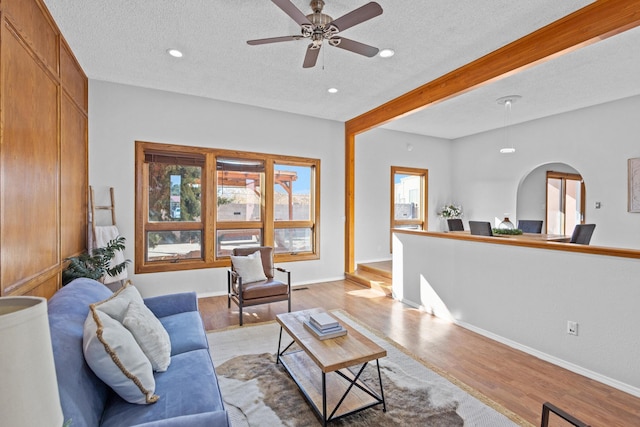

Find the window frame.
[
  {"left": 390, "top": 166, "right": 428, "bottom": 249},
  {"left": 135, "top": 141, "right": 320, "bottom": 274},
  {"left": 272, "top": 159, "right": 319, "bottom": 255},
  {"left": 545, "top": 171, "right": 585, "bottom": 235}
]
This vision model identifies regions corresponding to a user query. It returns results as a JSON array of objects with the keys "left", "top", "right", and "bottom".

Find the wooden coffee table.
[{"left": 276, "top": 308, "right": 387, "bottom": 426}]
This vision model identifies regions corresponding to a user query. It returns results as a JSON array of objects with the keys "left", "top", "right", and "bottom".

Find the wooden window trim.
[
  {"left": 390, "top": 166, "right": 429, "bottom": 251},
  {"left": 135, "top": 141, "right": 319, "bottom": 274},
  {"left": 545, "top": 171, "right": 586, "bottom": 234}
]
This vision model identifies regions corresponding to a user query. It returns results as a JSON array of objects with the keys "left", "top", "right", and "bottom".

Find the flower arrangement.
[{"left": 438, "top": 204, "right": 462, "bottom": 219}]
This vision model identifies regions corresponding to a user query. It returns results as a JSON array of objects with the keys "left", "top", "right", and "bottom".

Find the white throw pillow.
[
  {"left": 83, "top": 307, "right": 158, "bottom": 404},
  {"left": 96, "top": 282, "right": 144, "bottom": 322},
  {"left": 231, "top": 250, "right": 267, "bottom": 284},
  {"left": 123, "top": 301, "right": 171, "bottom": 372}
]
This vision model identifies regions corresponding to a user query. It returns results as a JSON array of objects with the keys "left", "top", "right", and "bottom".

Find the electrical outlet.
[{"left": 567, "top": 321, "right": 578, "bottom": 336}]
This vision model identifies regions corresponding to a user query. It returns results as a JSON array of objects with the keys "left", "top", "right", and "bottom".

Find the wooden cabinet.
[{"left": 0, "top": 0, "right": 88, "bottom": 298}]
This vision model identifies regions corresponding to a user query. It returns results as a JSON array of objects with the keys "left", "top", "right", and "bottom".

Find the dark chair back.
[
  {"left": 518, "top": 220, "right": 543, "bottom": 233},
  {"left": 569, "top": 224, "right": 596, "bottom": 245},
  {"left": 469, "top": 221, "right": 493, "bottom": 236},
  {"left": 447, "top": 218, "right": 464, "bottom": 231}
]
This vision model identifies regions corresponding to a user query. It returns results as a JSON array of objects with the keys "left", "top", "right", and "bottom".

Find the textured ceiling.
[{"left": 42, "top": 0, "right": 640, "bottom": 139}]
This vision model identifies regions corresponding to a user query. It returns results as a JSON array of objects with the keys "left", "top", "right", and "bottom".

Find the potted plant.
[
  {"left": 438, "top": 204, "right": 462, "bottom": 219},
  {"left": 62, "top": 236, "right": 130, "bottom": 285}
]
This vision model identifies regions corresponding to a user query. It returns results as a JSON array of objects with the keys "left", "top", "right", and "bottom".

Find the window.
[
  {"left": 390, "top": 166, "right": 428, "bottom": 248},
  {"left": 143, "top": 151, "right": 204, "bottom": 264},
  {"left": 135, "top": 141, "right": 319, "bottom": 273},
  {"left": 216, "top": 158, "right": 264, "bottom": 257},
  {"left": 546, "top": 171, "right": 585, "bottom": 235},
  {"left": 273, "top": 162, "right": 315, "bottom": 254}
]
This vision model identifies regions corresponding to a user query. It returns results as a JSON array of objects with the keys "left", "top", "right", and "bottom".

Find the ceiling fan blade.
[
  {"left": 247, "top": 35, "right": 303, "bottom": 45},
  {"left": 303, "top": 44, "right": 320, "bottom": 68},
  {"left": 271, "top": 0, "right": 312, "bottom": 26},
  {"left": 328, "top": 2, "right": 383, "bottom": 33},
  {"left": 330, "top": 37, "right": 379, "bottom": 57}
]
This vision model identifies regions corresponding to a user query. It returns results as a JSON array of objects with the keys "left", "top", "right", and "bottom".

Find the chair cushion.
[
  {"left": 230, "top": 251, "right": 267, "bottom": 284},
  {"left": 239, "top": 279, "right": 289, "bottom": 300}
]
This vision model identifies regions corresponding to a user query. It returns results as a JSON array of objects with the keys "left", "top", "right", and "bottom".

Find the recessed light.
[
  {"left": 327, "top": 88, "right": 338, "bottom": 94},
  {"left": 167, "top": 49, "right": 183, "bottom": 58},
  {"left": 379, "top": 48, "right": 395, "bottom": 58}
]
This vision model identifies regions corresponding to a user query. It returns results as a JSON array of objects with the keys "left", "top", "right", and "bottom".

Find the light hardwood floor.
[{"left": 199, "top": 280, "right": 640, "bottom": 426}]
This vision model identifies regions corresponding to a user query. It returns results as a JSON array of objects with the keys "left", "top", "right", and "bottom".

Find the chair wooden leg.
[{"left": 239, "top": 304, "right": 243, "bottom": 326}]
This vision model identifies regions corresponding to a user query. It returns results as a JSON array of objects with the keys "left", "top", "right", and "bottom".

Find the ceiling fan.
[{"left": 247, "top": 0, "right": 383, "bottom": 68}]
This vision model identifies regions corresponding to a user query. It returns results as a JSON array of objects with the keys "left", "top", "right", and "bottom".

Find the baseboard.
[{"left": 398, "top": 297, "right": 640, "bottom": 398}]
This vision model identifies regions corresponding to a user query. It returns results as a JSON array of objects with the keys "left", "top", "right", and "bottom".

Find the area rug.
[{"left": 207, "top": 310, "right": 532, "bottom": 427}]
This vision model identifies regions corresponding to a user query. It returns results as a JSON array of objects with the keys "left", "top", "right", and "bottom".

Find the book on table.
[
  {"left": 309, "top": 312, "right": 340, "bottom": 331},
  {"left": 303, "top": 320, "right": 347, "bottom": 340}
]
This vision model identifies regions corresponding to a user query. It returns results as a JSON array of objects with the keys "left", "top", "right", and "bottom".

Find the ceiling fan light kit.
[{"left": 247, "top": 0, "right": 383, "bottom": 68}]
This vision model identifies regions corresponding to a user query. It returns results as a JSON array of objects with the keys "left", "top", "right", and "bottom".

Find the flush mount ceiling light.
[
  {"left": 379, "top": 48, "right": 395, "bottom": 58},
  {"left": 327, "top": 87, "right": 338, "bottom": 94},
  {"left": 167, "top": 48, "right": 183, "bottom": 58},
  {"left": 497, "top": 95, "right": 521, "bottom": 154}
]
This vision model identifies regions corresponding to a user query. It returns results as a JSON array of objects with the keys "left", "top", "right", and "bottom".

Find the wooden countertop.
[{"left": 392, "top": 229, "right": 640, "bottom": 260}]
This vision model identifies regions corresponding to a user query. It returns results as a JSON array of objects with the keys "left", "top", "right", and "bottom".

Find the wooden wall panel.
[
  {"left": 3, "top": 0, "right": 58, "bottom": 74},
  {"left": 22, "top": 276, "right": 59, "bottom": 298},
  {"left": 0, "top": 0, "right": 87, "bottom": 298},
  {"left": 60, "top": 41, "right": 87, "bottom": 112},
  {"left": 60, "top": 94, "right": 88, "bottom": 259},
  {"left": 0, "top": 24, "right": 59, "bottom": 294}
]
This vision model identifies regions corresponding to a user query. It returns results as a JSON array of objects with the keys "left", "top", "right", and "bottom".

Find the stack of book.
[{"left": 303, "top": 311, "right": 347, "bottom": 340}]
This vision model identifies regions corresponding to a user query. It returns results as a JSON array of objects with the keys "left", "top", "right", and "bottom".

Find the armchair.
[{"left": 227, "top": 246, "right": 291, "bottom": 326}]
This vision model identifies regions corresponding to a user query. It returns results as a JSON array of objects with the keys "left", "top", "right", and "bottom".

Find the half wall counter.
[{"left": 391, "top": 229, "right": 640, "bottom": 397}]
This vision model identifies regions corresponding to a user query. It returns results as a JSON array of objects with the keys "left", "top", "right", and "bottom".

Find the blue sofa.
[{"left": 48, "top": 278, "right": 230, "bottom": 426}]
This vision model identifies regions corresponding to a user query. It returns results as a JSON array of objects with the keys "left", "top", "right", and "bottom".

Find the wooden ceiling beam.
[
  {"left": 346, "top": 0, "right": 640, "bottom": 135},
  {"left": 344, "top": 0, "right": 640, "bottom": 273}
]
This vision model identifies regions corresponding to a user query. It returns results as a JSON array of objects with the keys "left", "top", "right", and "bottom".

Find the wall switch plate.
[{"left": 567, "top": 321, "right": 578, "bottom": 336}]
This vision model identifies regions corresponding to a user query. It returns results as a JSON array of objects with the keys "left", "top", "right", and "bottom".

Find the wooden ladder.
[{"left": 89, "top": 186, "right": 116, "bottom": 248}]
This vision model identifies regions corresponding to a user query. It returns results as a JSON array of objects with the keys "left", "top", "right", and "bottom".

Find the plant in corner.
[{"left": 62, "top": 236, "right": 131, "bottom": 285}]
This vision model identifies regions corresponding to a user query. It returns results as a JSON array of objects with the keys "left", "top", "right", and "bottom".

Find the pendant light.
[{"left": 497, "top": 95, "right": 521, "bottom": 154}]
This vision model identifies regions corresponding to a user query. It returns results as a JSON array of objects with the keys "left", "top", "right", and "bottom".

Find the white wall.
[
  {"left": 354, "top": 129, "right": 451, "bottom": 263},
  {"left": 89, "top": 80, "right": 346, "bottom": 297},
  {"left": 451, "top": 95, "right": 640, "bottom": 248},
  {"left": 393, "top": 232, "right": 640, "bottom": 396}
]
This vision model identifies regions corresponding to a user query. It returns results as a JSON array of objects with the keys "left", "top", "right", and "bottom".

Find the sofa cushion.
[
  {"left": 230, "top": 250, "right": 267, "bottom": 284},
  {"left": 83, "top": 308, "right": 158, "bottom": 404},
  {"left": 158, "top": 311, "right": 209, "bottom": 356},
  {"left": 123, "top": 301, "right": 171, "bottom": 372},
  {"left": 100, "top": 349, "right": 226, "bottom": 427}
]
